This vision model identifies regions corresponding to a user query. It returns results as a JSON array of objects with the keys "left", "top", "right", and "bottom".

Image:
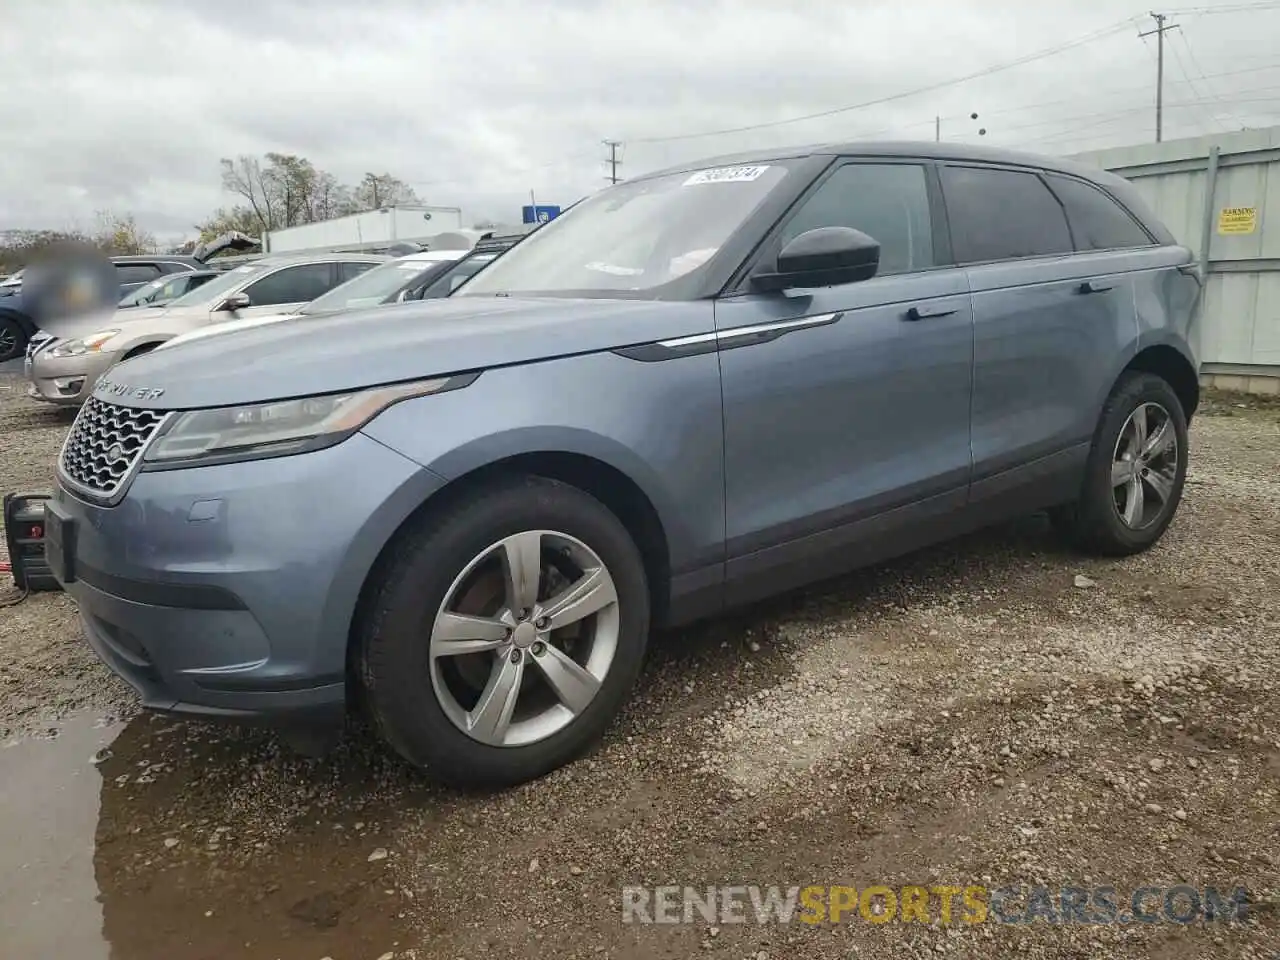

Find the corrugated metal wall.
[{"left": 1070, "top": 127, "right": 1280, "bottom": 380}]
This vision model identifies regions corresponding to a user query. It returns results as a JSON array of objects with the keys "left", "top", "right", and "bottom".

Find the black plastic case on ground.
[{"left": 3, "top": 492, "right": 63, "bottom": 592}]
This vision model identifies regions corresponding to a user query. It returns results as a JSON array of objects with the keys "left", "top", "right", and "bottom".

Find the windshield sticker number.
[{"left": 683, "top": 165, "right": 771, "bottom": 186}]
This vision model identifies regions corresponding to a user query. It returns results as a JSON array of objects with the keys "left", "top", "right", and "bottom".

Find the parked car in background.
[
  {"left": 156, "top": 249, "right": 471, "bottom": 351},
  {"left": 46, "top": 141, "right": 1200, "bottom": 790},
  {"left": 117, "top": 269, "right": 219, "bottom": 309},
  {"left": 159, "top": 233, "right": 530, "bottom": 353},
  {"left": 26, "top": 253, "right": 387, "bottom": 405},
  {"left": 0, "top": 236, "right": 256, "bottom": 362},
  {"left": 401, "top": 232, "right": 528, "bottom": 301}
]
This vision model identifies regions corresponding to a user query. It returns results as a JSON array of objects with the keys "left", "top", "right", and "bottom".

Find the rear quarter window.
[{"left": 1044, "top": 175, "right": 1155, "bottom": 252}]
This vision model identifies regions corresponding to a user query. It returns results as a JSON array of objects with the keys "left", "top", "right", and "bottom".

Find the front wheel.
[
  {"left": 1051, "top": 371, "right": 1189, "bottom": 556},
  {"left": 359, "top": 476, "right": 651, "bottom": 788},
  {"left": 0, "top": 314, "right": 26, "bottom": 363}
]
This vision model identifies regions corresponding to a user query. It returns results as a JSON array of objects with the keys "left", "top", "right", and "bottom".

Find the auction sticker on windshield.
[{"left": 683, "top": 165, "right": 771, "bottom": 186}]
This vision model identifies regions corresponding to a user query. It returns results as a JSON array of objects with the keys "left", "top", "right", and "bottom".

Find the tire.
[
  {"left": 1051, "top": 371, "right": 1189, "bottom": 556},
  {"left": 359, "top": 475, "right": 651, "bottom": 788},
  {"left": 0, "top": 313, "right": 26, "bottom": 363}
]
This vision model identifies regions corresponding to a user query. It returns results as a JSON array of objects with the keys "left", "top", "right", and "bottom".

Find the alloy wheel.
[
  {"left": 428, "top": 529, "right": 620, "bottom": 747},
  {"left": 1111, "top": 401, "right": 1179, "bottom": 530}
]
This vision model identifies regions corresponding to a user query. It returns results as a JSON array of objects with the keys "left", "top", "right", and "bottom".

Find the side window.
[
  {"left": 1045, "top": 175, "right": 1154, "bottom": 252},
  {"left": 941, "top": 166, "right": 1072, "bottom": 263},
  {"left": 340, "top": 261, "right": 377, "bottom": 283},
  {"left": 779, "top": 163, "right": 934, "bottom": 275},
  {"left": 242, "top": 263, "right": 336, "bottom": 306},
  {"left": 116, "top": 263, "right": 161, "bottom": 285}
]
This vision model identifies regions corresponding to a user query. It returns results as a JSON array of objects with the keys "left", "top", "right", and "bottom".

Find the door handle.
[
  {"left": 1076, "top": 280, "right": 1114, "bottom": 295},
  {"left": 904, "top": 305, "right": 958, "bottom": 322}
]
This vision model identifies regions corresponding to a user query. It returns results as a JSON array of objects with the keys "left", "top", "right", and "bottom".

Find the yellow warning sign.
[{"left": 1217, "top": 206, "right": 1258, "bottom": 235}]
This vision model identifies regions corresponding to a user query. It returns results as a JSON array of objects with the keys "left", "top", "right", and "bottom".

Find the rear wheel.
[
  {"left": 359, "top": 476, "right": 650, "bottom": 787},
  {"left": 1050, "top": 371, "right": 1188, "bottom": 556}
]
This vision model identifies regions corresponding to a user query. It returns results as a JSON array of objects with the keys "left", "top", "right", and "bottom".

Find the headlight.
[
  {"left": 143, "top": 374, "right": 478, "bottom": 465},
  {"left": 47, "top": 329, "right": 120, "bottom": 358}
]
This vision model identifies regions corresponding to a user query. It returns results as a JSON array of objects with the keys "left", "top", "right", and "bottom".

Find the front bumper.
[
  {"left": 49, "top": 431, "right": 446, "bottom": 726},
  {"left": 28, "top": 348, "right": 118, "bottom": 406}
]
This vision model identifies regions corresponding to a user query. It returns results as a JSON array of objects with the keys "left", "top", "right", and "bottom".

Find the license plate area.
[{"left": 44, "top": 500, "right": 76, "bottom": 583}]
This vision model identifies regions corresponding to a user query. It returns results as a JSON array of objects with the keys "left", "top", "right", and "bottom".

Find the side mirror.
[
  {"left": 751, "top": 227, "right": 880, "bottom": 293},
  {"left": 220, "top": 292, "right": 251, "bottom": 312}
]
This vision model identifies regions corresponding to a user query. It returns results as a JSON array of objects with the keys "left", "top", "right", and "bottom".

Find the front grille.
[{"left": 59, "top": 396, "right": 168, "bottom": 499}]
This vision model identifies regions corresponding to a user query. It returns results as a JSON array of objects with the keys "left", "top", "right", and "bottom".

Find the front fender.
[{"left": 359, "top": 349, "right": 727, "bottom": 575}]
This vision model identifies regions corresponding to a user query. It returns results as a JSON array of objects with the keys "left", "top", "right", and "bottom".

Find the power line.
[
  {"left": 1174, "top": 28, "right": 1250, "bottom": 127},
  {"left": 1164, "top": 28, "right": 1225, "bottom": 132},
  {"left": 1017, "top": 93, "right": 1280, "bottom": 149},
  {"left": 1167, "top": 1, "right": 1280, "bottom": 15},
  {"left": 624, "top": 15, "right": 1143, "bottom": 145},
  {"left": 923, "top": 59, "right": 1280, "bottom": 128}
]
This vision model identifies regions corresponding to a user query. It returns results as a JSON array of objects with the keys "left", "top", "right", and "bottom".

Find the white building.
[{"left": 261, "top": 205, "right": 465, "bottom": 255}]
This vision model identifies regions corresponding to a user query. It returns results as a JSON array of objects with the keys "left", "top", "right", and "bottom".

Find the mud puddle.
[{"left": 0, "top": 712, "right": 427, "bottom": 960}]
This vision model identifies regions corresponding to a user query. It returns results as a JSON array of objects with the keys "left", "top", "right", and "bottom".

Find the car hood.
[
  {"left": 157, "top": 311, "right": 298, "bottom": 350},
  {"left": 96, "top": 296, "right": 714, "bottom": 410},
  {"left": 95, "top": 304, "right": 215, "bottom": 342}
]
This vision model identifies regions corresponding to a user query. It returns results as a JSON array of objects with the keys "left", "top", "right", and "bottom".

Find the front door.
[
  {"left": 233, "top": 261, "right": 344, "bottom": 319},
  {"left": 715, "top": 159, "right": 975, "bottom": 599}
]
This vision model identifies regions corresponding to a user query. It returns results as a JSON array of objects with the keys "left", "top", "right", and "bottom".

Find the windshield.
[
  {"left": 423, "top": 251, "right": 499, "bottom": 298},
  {"left": 119, "top": 277, "right": 167, "bottom": 305},
  {"left": 299, "top": 258, "right": 449, "bottom": 315},
  {"left": 165, "top": 263, "right": 267, "bottom": 307},
  {"left": 455, "top": 161, "right": 797, "bottom": 299}
]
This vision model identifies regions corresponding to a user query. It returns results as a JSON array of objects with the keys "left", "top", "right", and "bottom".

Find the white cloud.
[{"left": 2, "top": 0, "right": 1279, "bottom": 239}]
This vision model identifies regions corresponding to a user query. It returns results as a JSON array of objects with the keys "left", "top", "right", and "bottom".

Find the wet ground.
[{"left": 2, "top": 378, "right": 1279, "bottom": 959}]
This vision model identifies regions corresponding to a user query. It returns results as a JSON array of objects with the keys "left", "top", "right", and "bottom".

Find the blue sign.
[{"left": 522, "top": 204, "right": 562, "bottom": 224}]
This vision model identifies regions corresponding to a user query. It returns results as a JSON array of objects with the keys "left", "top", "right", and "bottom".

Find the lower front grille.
[{"left": 59, "top": 396, "right": 169, "bottom": 499}]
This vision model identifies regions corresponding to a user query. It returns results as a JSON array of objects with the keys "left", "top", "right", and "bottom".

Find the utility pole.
[
  {"left": 1139, "top": 12, "right": 1178, "bottom": 143},
  {"left": 603, "top": 140, "right": 622, "bottom": 184}
]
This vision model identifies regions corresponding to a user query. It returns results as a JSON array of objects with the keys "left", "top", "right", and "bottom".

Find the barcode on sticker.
[{"left": 683, "top": 165, "right": 771, "bottom": 186}]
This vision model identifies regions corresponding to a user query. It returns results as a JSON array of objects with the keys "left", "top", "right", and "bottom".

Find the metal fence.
[{"left": 1071, "top": 125, "right": 1280, "bottom": 394}]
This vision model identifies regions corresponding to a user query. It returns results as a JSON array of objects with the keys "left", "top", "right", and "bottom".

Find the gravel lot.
[{"left": 1, "top": 374, "right": 1278, "bottom": 960}]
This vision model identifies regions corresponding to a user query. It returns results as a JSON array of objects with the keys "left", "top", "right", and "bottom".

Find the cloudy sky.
[{"left": 3, "top": 0, "right": 1279, "bottom": 244}]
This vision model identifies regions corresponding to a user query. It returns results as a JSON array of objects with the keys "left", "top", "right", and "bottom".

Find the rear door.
[
  {"left": 942, "top": 163, "right": 1141, "bottom": 512},
  {"left": 716, "top": 158, "right": 975, "bottom": 598}
]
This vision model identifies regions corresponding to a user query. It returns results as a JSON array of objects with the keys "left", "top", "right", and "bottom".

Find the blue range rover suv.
[{"left": 46, "top": 141, "right": 1200, "bottom": 787}]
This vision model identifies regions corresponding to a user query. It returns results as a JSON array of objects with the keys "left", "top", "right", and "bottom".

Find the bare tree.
[
  {"left": 219, "top": 156, "right": 279, "bottom": 233},
  {"left": 353, "top": 172, "right": 419, "bottom": 211},
  {"left": 93, "top": 211, "right": 158, "bottom": 255}
]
